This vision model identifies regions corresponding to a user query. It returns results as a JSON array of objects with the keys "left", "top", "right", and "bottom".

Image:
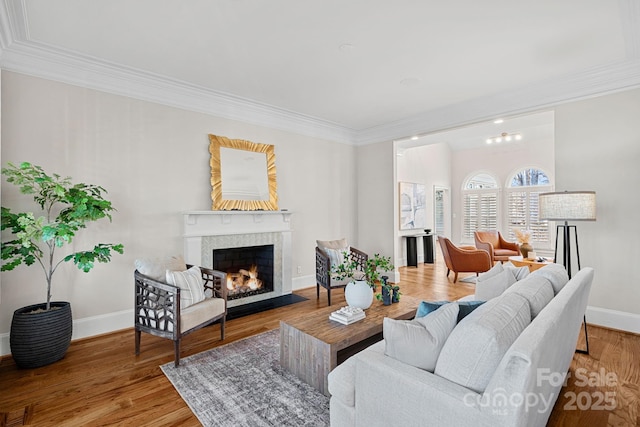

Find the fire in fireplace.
[{"left": 213, "top": 245, "right": 274, "bottom": 300}]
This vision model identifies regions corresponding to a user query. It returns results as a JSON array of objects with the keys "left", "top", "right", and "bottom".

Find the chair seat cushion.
[
  {"left": 494, "top": 248, "right": 520, "bottom": 258},
  {"left": 181, "top": 297, "right": 226, "bottom": 333}
]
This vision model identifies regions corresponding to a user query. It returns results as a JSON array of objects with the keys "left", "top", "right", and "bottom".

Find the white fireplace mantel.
[
  {"left": 182, "top": 210, "right": 293, "bottom": 307},
  {"left": 183, "top": 210, "right": 293, "bottom": 237}
]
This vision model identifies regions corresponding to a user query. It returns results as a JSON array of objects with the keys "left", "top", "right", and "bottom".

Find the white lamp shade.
[{"left": 539, "top": 191, "right": 596, "bottom": 221}]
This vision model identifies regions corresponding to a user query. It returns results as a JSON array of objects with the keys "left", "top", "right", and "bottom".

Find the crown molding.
[
  {"left": 355, "top": 59, "right": 640, "bottom": 145},
  {"left": 1, "top": 0, "right": 639, "bottom": 146}
]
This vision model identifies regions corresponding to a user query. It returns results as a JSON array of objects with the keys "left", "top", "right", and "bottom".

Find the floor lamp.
[{"left": 539, "top": 191, "right": 596, "bottom": 355}]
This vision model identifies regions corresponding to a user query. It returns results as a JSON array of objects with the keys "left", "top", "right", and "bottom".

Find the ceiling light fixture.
[
  {"left": 493, "top": 119, "right": 504, "bottom": 124},
  {"left": 485, "top": 132, "right": 522, "bottom": 144}
]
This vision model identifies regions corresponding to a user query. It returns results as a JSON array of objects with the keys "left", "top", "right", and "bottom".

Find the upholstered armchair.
[
  {"left": 474, "top": 230, "right": 520, "bottom": 263},
  {"left": 437, "top": 236, "right": 492, "bottom": 283},
  {"left": 316, "top": 238, "right": 368, "bottom": 306},
  {"left": 134, "top": 261, "right": 227, "bottom": 366}
]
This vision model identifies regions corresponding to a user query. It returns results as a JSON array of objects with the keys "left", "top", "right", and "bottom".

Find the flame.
[{"left": 226, "top": 265, "right": 263, "bottom": 294}]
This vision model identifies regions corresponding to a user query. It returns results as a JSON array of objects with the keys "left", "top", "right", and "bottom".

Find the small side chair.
[
  {"left": 315, "top": 238, "right": 368, "bottom": 306},
  {"left": 134, "top": 264, "right": 227, "bottom": 366}
]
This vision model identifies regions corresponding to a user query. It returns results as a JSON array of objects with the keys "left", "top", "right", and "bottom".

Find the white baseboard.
[
  {"left": 586, "top": 306, "right": 640, "bottom": 334},
  {"left": 1, "top": 309, "right": 133, "bottom": 357},
  {"left": 292, "top": 274, "right": 316, "bottom": 291}
]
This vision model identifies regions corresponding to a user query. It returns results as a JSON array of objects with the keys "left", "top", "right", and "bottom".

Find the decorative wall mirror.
[{"left": 209, "top": 134, "right": 278, "bottom": 210}]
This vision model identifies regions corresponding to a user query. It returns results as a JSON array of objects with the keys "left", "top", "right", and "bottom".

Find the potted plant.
[
  {"left": 1, "top": 162, "right": 124, "bottom": 368},
  {"left": 332, "top": 253, "right": 395, "bottom": 309}
]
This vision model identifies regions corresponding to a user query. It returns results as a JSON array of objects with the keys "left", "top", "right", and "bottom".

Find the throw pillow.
[
  {"left": 475, "top": 268, "right": 517, "bottom": 301},
  {"left": 135, "top": 255, "right": 187, "bottom": 281},
  {"left": 166, "top": 265, "right": 206, "bottom": 309},
  {"left": 383, "top": 302, "right": 459, "bottom": 372},
  {"left": 504, "top": 263, "right": 531, "bottom": 281},
  {"left": 325, "top": 246, "right": 350, "bottom": 268},
  {"left": 478, "top": 262, "right": 504, "bottom": 281},
  {"left": 434, "top": 292, "right": 532, "bottom": 393},
  {"left": 316, "top": 238, "right": 348, "bottom": 251},
  {"left": 415, "top": 300, "right": 485, "bottom": 323}
]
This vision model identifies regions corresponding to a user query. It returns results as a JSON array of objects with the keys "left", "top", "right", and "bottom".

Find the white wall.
[
  {"left": 554, "top": 88, "right": 640, "bottom": 321},
  {"left": 396, "top": 142, "right": 452, "bottom": 265},
  {"left": 0, "top": 71, "right": 359, "bottom": 347},
  {"left": 451, "top": 121, "right": 555, "bottom": 245}
]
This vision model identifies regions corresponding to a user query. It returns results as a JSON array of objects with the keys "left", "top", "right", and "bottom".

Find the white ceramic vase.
[{"left": 344, "top": 280, "right": 373, "bottom": 309}]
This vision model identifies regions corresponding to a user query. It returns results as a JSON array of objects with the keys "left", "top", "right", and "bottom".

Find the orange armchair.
[
  {"left": 437, "top": 236, "right": 492, "bottom": 283},
  {"left": 474, "top": 230, "right": 520, "bottom": 264}
]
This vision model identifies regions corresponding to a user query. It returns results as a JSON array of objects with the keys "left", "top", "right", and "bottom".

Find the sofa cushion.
[
  {"left": 135, "top": 254, "right": 187, "bottom": 281},
  {"left": 383, "top": 302, "right": 459, "bottom": 371},
  {"left": 529, "top": 263, "right": 570, "bottom": 294},
  {"left": 504, "top": 275, "right": 554, "bottom": 318},
  {"left": 328, "top": 340, "right": 385, "bottom": 406},
  {"left": 475, "top": 268, "right": 517, "bottom": 301},
  {"left": 166, "top": 265, "right": 206, "bottom": 309},
  {"left": 415, "top": 300, "right": 485, "bottom": 323},
  {"left": 434, "top": 292, "right": 531, "bottom": 393}
]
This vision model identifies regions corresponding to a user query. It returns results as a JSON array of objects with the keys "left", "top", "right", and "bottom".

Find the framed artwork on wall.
[{"left": 399, "top": 182, "right": 426, "bottom": 230}]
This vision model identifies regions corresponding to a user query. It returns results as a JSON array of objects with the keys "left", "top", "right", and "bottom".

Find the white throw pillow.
[
  {"left": 383, "top": 302, "right": 459, "bottom": 372},
  {"left": 475, "top": 268, "right": 517, "bottom": 301},
  {"left": 166, "top": 265, "right": 206, "bottom": 309},
  {"left": 135, "top": 255, "right": 187, "bottom": 281},
  {"left": 325, "top": 246, "right": 350, "bottom": 268},
  {"left": 504, "top": 262, "right": 531, "bottom": 281},
  {"left": 434, "top": 292, "right": 531, "bottom": 393},
  {"left": 478, "top": 262, "right": 504, "bottom": 281}
]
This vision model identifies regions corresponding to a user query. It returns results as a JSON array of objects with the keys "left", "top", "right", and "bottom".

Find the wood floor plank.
[{"left": 1, "top": 257, "right": 638, "bottom": 426}]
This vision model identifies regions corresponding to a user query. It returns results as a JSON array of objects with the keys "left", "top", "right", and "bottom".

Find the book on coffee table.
[{"left": 329, "top": 306, "right": 366, "bottom": 325}]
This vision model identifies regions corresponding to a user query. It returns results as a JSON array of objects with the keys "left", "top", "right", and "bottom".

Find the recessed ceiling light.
[
  {"left": 400, "top": 78, "right": 421, "bottom": 87},
  {"left": 410, "top": 136, "right": 419, "bottom": 141},
  {"left": 493, "top": 119, "right": 504, "bottom": 124}
]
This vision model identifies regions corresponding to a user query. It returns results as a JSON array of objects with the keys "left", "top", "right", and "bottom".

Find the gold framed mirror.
[{"left": 209, "top": 134, "right": 278, "bottom": 210}]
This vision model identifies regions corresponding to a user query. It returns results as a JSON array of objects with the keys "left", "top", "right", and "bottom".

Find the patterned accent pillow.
[{"left": 166, "top": 265, "right": 206, "bottom": 309}]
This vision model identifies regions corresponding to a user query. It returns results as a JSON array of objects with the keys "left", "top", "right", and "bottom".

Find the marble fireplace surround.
[{"left": 183, "top": 211, "right": 293, "bottom": 308}]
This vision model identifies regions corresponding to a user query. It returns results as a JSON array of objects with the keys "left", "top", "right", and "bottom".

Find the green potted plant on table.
[
  {"left": 1, "top": 162, "right": 124, "bottom": 368},
  {"left": 332, "top": 253, "right": 395, "bottom": 309}
]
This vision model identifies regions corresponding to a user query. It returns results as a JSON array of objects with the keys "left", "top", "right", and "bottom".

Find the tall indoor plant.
[{"left": 1, "top": 162, "right": 124, "bottom": 368}]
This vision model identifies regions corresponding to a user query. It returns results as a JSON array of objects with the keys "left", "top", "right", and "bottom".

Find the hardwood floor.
[{"left": 1, "top": 259, "right": 638, "bottom": 426}]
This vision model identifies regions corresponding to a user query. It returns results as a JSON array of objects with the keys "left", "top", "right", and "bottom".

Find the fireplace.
[
  {"left": 213, "top": 245, "right": 274, "bottom": 300},
  {"left": 183, "top": 211, "right": 293, "bottom": 308}
]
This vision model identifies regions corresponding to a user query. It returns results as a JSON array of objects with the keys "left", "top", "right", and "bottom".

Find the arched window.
[
  {"left": 506, "top": 168, "right": 552, "bottom": 247},
  {"left": 462, "top": 173, "right": 499, "bottom": 240}
]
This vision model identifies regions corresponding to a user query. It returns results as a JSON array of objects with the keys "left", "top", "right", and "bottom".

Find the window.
[
  {"left": 506, "top": 168, "right": 552, "bottom": 247},
  {"left": 462, "top": 174, "right": 498, "bottom": 240}
]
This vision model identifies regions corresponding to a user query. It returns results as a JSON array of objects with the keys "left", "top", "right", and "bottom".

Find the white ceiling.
[{"left": 1, "top": 0, "right": 639, "bottom": 145}]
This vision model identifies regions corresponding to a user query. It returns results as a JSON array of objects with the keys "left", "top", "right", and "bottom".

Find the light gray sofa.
[{"left": 328, "top": 265, "right": 594, "bottom": 427}]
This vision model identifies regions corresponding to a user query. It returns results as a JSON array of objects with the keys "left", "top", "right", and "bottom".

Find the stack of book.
[{"left": 329, "top": 306, "right": 366, "bottom": 325}]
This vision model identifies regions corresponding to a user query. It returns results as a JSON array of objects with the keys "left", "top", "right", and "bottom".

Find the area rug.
[{"left": 161, "top": 329, "right": 329, "bottom": 427}]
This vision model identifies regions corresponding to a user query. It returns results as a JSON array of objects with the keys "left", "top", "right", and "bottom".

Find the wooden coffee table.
[
  {"left": 280, "top": 295, "right": 421, "bottom": 396},
  {"left": 508, "top": 255, "right": 554, "bottom": 272}
]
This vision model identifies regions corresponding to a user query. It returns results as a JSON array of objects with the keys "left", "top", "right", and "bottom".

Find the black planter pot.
[
  {"left": 381, "top": 286, "right": 392, "bottom": 306},
  {"left": 10, "top": 301, "right": 72, "bottom": 369}
]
